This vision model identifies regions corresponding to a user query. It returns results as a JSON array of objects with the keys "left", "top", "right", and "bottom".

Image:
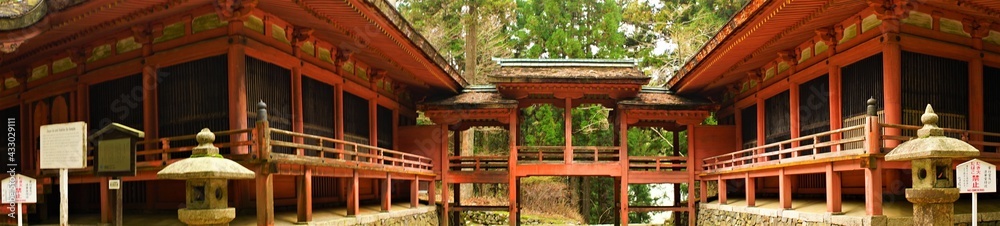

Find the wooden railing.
[
  {"left": 128, "top": 128, "right": 257, "bottom": 168},
  {"left": 702, "top": 124, "right": 866, "bottom": 172},
  {"left": 629, "top": 156, "right": 686, "bottom": 171},
  {"left": 448, "top": 156, "right": 509, "bottom": 171},
  {"left": 269, "top": 128, "right": 433, "bottom": 171},
  {"left": 516, "top": 146, "right": 620, "bottom": 163},
  {"left": 87, "top": 126, "right": 433, "bottom": 172},
  {"left": 881, "top": 123, "right": 1000, "bottom": 159}
]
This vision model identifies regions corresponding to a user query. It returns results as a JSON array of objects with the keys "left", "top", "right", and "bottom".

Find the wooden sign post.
[
  {"left": 39, "top": 122, "right": 87, "bottom": 226},
  {"left": 2, "top": 174, "right": 36, "bottom": 226},
  {"left": 91, "top": 123, "right": 143, "bottom": 226},
  {"left": 957, "top": 159, "right": 996, "bottom": 226}
]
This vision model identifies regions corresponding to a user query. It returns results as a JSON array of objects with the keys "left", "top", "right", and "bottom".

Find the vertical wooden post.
[
  {"left": 255, "top": 102, "right": 274, "bottom": 226},
  {"left": 864, "top": 103, "right": 883, "bottom": 215},
  {"left": 100, "top": 177, "right": 110, "bottom": 224},
  {"left": 370, "top": 100, "right": 378, "bottom": 162},
  {"left": 826, "top": 163, "right": 842, "bottom": 213},
  {"left": 756, "top": 98, "right": 765, "bottom": 162},
  {"left": 746, "top": 172, "right": 755, "bottom": 207},
  {"left": 828, "top": 63, "right": 842, "bottom": 152},
  {"left": 440, "top": 125, "right": 451, "bottom": 226},
  {"left": 618, "top": 107, "right": 629, "bottom": 225},
  {"left": 718, "top": 177, "right": 726, "bottom": 204},
  {"left": 382, "top": 173, "right": 391, "bottom": 212},
  {"left": 881, "top": 31, "right": 902, "bottom": 148},
  {"left": 564, "top": 98, "right": 573, "bottom": 164},
  {"left": 428, "top": 179, "right": 436, "bottom": 205},
  {"left": 613, "top": 177, "right": 622, "bottom": 226},
  {"left": 347, "top": 170, "right": 359, "bottom": 216},
  {"left": 411, "top": 176, "right": 419, "bottom": 208},
  {"left": 509, "top": 110, "right": 519, "bottom": 226},
  {"left": 970, "top": 33, "right": 985, "bottom": 149},
  {"left": 699, "top": 180, "right": 707, "bottom": 203},
  {"left": 228, "top": 40, "right": 248, "bottom": 155},
  {"left": 790, "top": 83, "right": 800, "bottom": 155},
  {"left": 335, "top": 85, "right": 345, "bottom": 153},
  {"left": 672, "top": 130, "right": 681, "bottom": 208},
  {"left": 779, "top": 168, "right": 792, "bottom": 209},
  {"left": 292, "top": 68, "right": 304, "bottom": 155},
  {"left": 296, "top": 168, "right": 312, "bottom": 223},
  {"left": 687, "top": 125, "right": 697, "bottom": 224}
]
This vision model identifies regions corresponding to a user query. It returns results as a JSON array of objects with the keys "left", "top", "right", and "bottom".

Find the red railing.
[
  {"left": 516, "top": 146, "right": 620, "bottom": 163},
  {"left": 128, "top": 128, "right": 257, "bottom": 168},
  {"left": 629, "top": 156, "right": 687, "bottom": 171},
  {"left": 702, "top": 124, "right": 866, "bottom": 172},
  {"left": 448, "top": 156, "right": 509, "bottom": 171},
  {"left": 269, "top": 128, "right": 433, "bottom": 171}
]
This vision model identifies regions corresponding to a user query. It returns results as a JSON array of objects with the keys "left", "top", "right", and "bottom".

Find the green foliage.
[
  {"left": 520, "top": 104, "right": 565, "bottom": 146},
  {"left": 510, "top": 0, "right": 626, "bottom": 58}
]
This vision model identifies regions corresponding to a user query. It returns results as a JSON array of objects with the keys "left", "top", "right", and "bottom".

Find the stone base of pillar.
[{"left": 905, "top": 188, "right": 960, "bottom": 226}]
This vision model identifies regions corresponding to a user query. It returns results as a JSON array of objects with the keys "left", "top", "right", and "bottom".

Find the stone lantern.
[
  {"left": 885, "top": 104, "right": 979, "bottom": 226},
  {"left": 157, "top": 128, "right": 255, "bottom": 226}
]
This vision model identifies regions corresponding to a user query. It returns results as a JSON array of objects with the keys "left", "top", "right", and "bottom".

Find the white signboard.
[
  {"left": 958, "top": 159, "right": 997, "bottom": 193},
  {"left": 1, "top": 174, "right": 36, "bottom": 203},
  {"left": 39, "top": 122, "right": 87, "bottom": 169}
]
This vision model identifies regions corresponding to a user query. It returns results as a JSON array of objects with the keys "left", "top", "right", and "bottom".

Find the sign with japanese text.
[
  {"left": 958, "top": 159, "right": 996, "bottom": 193},
  {"left": 1, "top": 174, "right": 36, "bottom": 203}
]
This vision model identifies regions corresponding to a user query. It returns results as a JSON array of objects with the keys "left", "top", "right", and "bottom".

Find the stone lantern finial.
[
  {"left": 191, "top": 128, "right": 219, "bottom": 157},
  {"left": 918, "top": 104, "right": 943, "bottom": 138}
]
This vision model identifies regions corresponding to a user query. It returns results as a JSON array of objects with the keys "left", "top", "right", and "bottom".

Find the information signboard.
[{"left": 39, "top": 122, "right": 87, "bottom": 169}]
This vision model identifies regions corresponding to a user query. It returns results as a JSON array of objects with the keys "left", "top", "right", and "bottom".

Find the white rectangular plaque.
[
  {"left": 2, "top": 174, "right": 36, "bottom": 204},
  {"left": 39, "top": 122, "right": 87, "bottom": 169},
  {"left": 958, "top": 159, "right": 996, "bottom": 193}
]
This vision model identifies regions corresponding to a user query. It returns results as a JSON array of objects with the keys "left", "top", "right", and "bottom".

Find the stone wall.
[
  {"left": 309, "top": 206, "right": 438, "bottom": 226},
  {"left": 698, "top": 203, "right": 1000, "bottom": 226}
]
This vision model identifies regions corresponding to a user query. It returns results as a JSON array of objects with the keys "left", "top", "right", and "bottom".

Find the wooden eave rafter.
[
  {"left": 423, "top": 108, "right": 514, "bottom": 127},
  {"left": 496, "top": 83, "right": 644, "bottom": 100},
  {"left": 669, "top": 0, "right": 869, "bottom": 95}
]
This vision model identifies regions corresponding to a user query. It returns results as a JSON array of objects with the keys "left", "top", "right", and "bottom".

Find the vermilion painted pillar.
[
  {"left": 335, "top": 85, "right": 344, "bottom": 152},
  {"left": 370, "top": 100, "right": 378, "bottom": 162},
  {"left": 508, "top": 110, "right": 519, "bottom": 226},
  {"left": 779, "top": 168, "right": 792, "bottom": 209},
  {"left": 756, "top": 98, "right": 765, "bottom": 163},
  {"left": 382, "top": 173, "right": 391, "bottom": 212},
  {"left": 297, "top": 168, "right": 312, "bottom": 223},
  {"left": 881, "top": 29, "right": 902, "bottom": 148},
  {"left": 864, "top": 115, "right": 883, "bottom": 215},
  {"left": 619, "top": 109, "right": 630, "bottom": 225},
  {"left": 347, "top": 170, "right": 359, "bottom": 216},
  {"left": 718, "top": 177, "right": 727, "bottom": 204},
  {"left": 828, "top": 63, "right": 842, "bottom": 152},
  {"left": 411, "top": 176, "right": 419, "bottom": 208},
  {"left": 789, "top": 83, "right": 800, "bottom": 155},
  {"left": 970, "top": 35, "right": 985, "bottom": 150},
  {"left": 100, "top": 177, "right": 110, "bottom": 223},
  {"left": 826, "top": 163, "right": 842, "bottom": 213},
  {"left": 687, "top": 125, "right": 698, "bottom": 224},
  {"left": 746, "top": 173, "right": 755, "bottom": 207},
  {"left": 227, "top": 30, "right": 247, "bottom": 155},
  {"left": 564, "top": 98, "right": 573, "bottom": 164},
  {"left": 440, "top": 125, "right": 451, "bottom": 226}
]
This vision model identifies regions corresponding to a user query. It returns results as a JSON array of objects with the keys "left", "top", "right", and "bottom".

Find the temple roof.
[
  {"left": 619, "top": 88, "right": 715, "bottom": 110},
  {"left": 489, "top": 58, "right": 649, "bottom": 84},
  {"left": 420, "top": 86, "right": 713, "bottom": 111},
  {"left": 420, "top": 85, "right": 517, "bottom": 110}
]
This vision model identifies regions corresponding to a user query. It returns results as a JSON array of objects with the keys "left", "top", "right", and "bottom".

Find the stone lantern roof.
[
  {"left": 157, "top": 128, "right": 255, "bottom": 180},
  {"left": 884, "top": 104, "right": 980, "bottom": 161}
]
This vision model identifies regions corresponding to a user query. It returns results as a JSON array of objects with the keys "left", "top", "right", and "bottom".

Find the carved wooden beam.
[{"left": 215, "top": 0, "right": 258, "bottom": 21}]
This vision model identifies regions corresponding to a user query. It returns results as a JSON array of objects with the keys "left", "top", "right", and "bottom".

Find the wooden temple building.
[{"left": 0, "top": 0, "right": 999, "bottom": 225}]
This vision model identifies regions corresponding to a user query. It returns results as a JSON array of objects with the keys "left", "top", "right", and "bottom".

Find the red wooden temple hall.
[
  {"left": 0, "top": 0, "right": 465, "bottom": 225},
  {"left": 664, "top": 0, "right": 1000, "bottom": 225}
]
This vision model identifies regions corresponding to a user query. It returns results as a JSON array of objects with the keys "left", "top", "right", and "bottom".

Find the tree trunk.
[
  {"left": 464, "top": 0, "right": 479, "bottom": 84},
  {"left": 581, "top": 177, "right": 591, "bottom": 223}
]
